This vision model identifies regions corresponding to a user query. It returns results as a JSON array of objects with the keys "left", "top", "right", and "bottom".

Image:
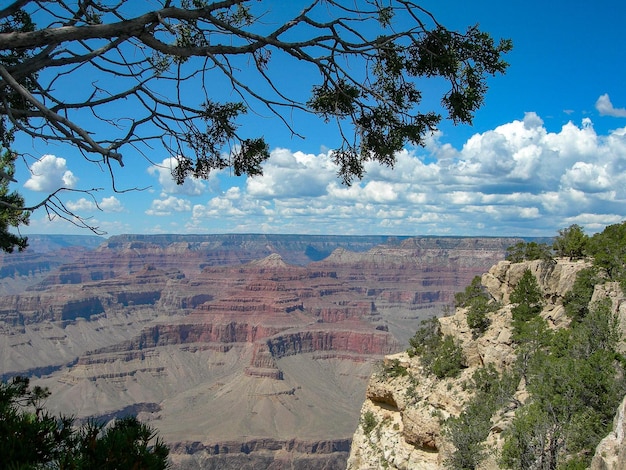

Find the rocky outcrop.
[
  {"left": 347, "top": 258, "right": 622, "bottom": 470},
  {"left": 266, "top": 327, "right": 398, "bottom": 358}
]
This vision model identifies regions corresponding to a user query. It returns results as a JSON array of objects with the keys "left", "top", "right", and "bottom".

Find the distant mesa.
[{"left": 249, "top": 253, "right": 288, "bottom": 268}]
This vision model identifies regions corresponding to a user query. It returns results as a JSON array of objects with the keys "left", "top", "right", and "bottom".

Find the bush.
[
  {"left": 361, "top": 411, "right": 377, "bottom": 435},
  {"left": 506, "top": 241, "right": 553, "bottom": 263},
  {"left": 510, "top": 269, "right": 543, "bottom": 338},
  {"left": 408, "top": 318, "right": 465, "bottom": 378},
  {"left": 455, "top": 276, "right": 499, "bottom": 337},
  {"left": 563, "top": 267, "right": 598, "bottom": 322},
  {"left": 376, "top": 358, "right": 408, "bottom": 379},
  {"left": 431, "top": 335, "right": 465, "bottom": 379},
  {"left": 501, "top": 298, "right": 626, "bottom": 469},
  {"left": 454, "top": 276, "right": 484, "bottom": 308},
  {"left": 465, "top": 303, "right": 491, "bottom": 336},
  {"left": 587, "top": 221, "right": 626, "bottom": 290},
  {"left": 407, "top": 317, "right": 441, "bottom": 358},
  {"left": 444, "top": 365, "right": 519, "bottom": 470},
  {"left": 553, "top": 224, "right": 588, "bottom": 259}
]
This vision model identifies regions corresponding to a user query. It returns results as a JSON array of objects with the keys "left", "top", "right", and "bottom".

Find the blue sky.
[{"left": 13, "top": 0, "right": 626, "bottom": 238}]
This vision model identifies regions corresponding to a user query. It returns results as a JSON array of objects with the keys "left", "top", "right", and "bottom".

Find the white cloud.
[
  {"left": 147, "top": 157, "right": 207, "bottom": 196},
  {"left": 65, "top": 196, "right": 124, "bottom": 213},
  {"left": 66, "top": 196, "right": 124, "bottom": 213},
  {"left": 561, "top": 162, "right": 611, "bottom": 193},
  {"left": 66, "top": 198, "right": 96, "bottom": 212},
  {"left": 24, "top": 155, "right": 77, "bottom": 192},
  {"left": 595, "top": 93, "right": 626, "bottom": 117},
  {"left": 86, "top": 113, "right": 626, "bottom": 237},
  {"left": 146, "top": 196, "right": 191, "bottom": 216},
  {"left": 246, "top": 148, "right": 335, "bottom": 198},
  {"left": 100, "top": 196, "right": 124, "bottom": 212}
]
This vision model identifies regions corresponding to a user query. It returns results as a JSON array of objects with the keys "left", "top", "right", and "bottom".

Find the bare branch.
[
  {"left": 0, "top": 64, "right": 124, "bottom": 166},
  {"left": 0, "top": 0, "right": 511, "bottom": 234}
]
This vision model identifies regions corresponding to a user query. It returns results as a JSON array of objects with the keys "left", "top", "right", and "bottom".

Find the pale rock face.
[
  {"left": 348, "top": 258, "right": 623, "bottom": 470},
  {"left": 589, "top": 283, "right": 626, "bottom": 470},
  {"left": 347, "top": 353, "right": 465, "bottom": 470},
  {"left": 482, "top": 258, "right": 589, "bottom": 306},
  {"left": 591, "top": 395, "right": 626, "bottom": 470}
]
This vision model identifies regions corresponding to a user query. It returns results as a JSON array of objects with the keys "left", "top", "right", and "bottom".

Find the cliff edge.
[{"left": 348, "top": 258, "right": 626, "bottom": 469}]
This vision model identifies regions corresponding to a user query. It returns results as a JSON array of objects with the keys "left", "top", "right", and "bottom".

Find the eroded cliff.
[{"left": 347, "top": 258, "right": 626, "bottom": 469}]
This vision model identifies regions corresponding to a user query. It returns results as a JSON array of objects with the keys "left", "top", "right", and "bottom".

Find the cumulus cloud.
[
  {"left": 246, "top": 148, "right": 336, "bottom": 198},
  {"left": 192, "top": 188, "right": 271, "bottom": 220},
  {"left": 596, "top": 94, "right": 626, "bottom": 117},
  {"left": 66, "top": 196, "right": 124, "bottom": 213},
  {"left": 100, "top": 196, "right": 124, "bottom": 212},
  {"left": 24, "top": 155, "right": 78, "bottom": 192},
  {"left": 182, "top": 112, "right": 626, "bottom": 236},
  {"left": 146, "top": 196, "right": 191, "bottom": 216},
  {"left": 66, "top": 198, "right": 96, "bottom": 212},
  {"left": 147, "top": 157, "right": 207, "bottom": 196}
]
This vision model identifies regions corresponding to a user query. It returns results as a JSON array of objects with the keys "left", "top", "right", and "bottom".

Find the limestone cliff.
[{"left": 347, "top": 258, "right": 626, "bottom": 469}]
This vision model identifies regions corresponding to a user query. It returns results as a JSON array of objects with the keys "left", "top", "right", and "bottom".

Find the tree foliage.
[
  {"left": 0, "top": 376, "right": 169, "bottom": 469},
  {"left": 0, "top": 149, "right": 28, "bottom": 252},
  {"left": 0, "top": 0, "right": 512, "bottom": 233},
  {"left": 455, "top": 275, "right": 499, "bottom": 337},
  {"left": 444, "top": 365, "right": 519, "bottom": 470},
  {"left": 501, "top": 299, "right": 625, "bottom": 469},
  {"left": 408, "top": 317, "right": 465, "bottom": 378},
  {"left": 505, "top": 241, "right": 553, "bottom": 263},
  {"left": 563, "top": 267, "right": 599, "bottom": 322},
  {"left": 553, "top": 224, "right": 588, "bottom": 260},
  {"left": 587, "top": 221, "right": 626, "bottom": 290},
  {"left": 440, "top": 222, "right": 626, "bottom": 469},
  {"left": 510, "top": 269, "right": 544, "bottom": 331}
]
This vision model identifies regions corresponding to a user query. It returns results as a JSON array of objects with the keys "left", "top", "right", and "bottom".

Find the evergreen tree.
[
  {"left": 587, "top": 221, "right": 626, "bottom": 290},
  {"left": 510, "top": 269, "right": 544, "bottom": 338},
  {"left": 0, "top": 376, "right": 169, "bottom": 469},
  {"left": 553, "top": 224, "right": 588, "bottom": 260},
  {"left": 0, "top": 150, "right": 29, "bottom": 252}
]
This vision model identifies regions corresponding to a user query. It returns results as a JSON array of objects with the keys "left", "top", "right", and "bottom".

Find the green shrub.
[
  {"left": 510, "top": 269, "right": 543, "bottom": 338},
  {"left": 377, "top": 358, "right": 408, "bottom": 379},
  {"left": 0, "top": 377, "right": 169, "bottom": 469},
  {"left": 506, "top": 241, "right": 553, "bottom": 263},
  {"left": 408, "top": 318, "right": 465, "bottom": 378},
  {"left": 466, "top": 304, "right": 490, "bottom": 336},
  {"left": 407, "top": 316, "right": 441, "bottom": 359},
  {"left": 361, "top": 411, "right": 377, "bottom": 435},
  {"left": 563, "top": 267, "right": 598, "bottom": 322},
  {"left": 431, "top": 335, "right": 464, "bottom": 379},
  {"left": 455, "top": 276, "right": 499, "bottom": 337},
  {"left": 454, "top": 276, "right": 484, "bottom": 308},
  {"left": 501, "top": 298, "right": 626, "bottom": 469},
  {"left": 587, "top": 221, "right": 626, "bottom": 291},
  {"left": 444, "top": 365, "right": 519, "bottom": 470},
  {"left": 553, "top": 224, "right": 588, "bottom": 259}
]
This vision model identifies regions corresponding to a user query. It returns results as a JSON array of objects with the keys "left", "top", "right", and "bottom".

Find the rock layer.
[{"left": 0, "top": 234, "right": 520, "bottom": 468}]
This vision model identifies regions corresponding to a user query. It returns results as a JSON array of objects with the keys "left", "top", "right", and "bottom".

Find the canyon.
[{"left": 0, "top": 234, "right": 522, "bottom": 468}]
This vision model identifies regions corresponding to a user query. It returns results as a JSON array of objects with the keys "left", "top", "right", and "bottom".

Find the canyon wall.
[
  {"left": 347, "top": 258, "right": 626, "bottom": 469},
  {"left": 0, "top": 234, "right": 521, "bottom": 468}
]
